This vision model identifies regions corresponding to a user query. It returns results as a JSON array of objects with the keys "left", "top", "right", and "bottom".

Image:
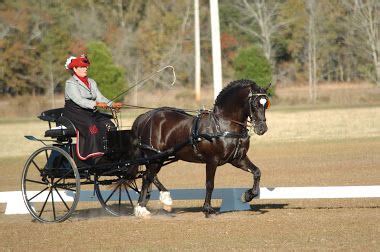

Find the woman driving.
[{"left": 63, "top": 54, "right": 122, "bottom": 162}]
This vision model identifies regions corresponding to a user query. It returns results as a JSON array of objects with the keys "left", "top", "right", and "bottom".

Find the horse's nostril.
[{"left": 257, "top": 123, "right": 268, "bottom": 135}]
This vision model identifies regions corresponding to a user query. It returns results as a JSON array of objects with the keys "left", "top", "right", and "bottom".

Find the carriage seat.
[{"left": 39, "top": 108, "right": 76, "bottom": 138}]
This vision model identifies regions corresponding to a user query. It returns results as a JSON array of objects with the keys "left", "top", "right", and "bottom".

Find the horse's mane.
[{"left": 214, "top": 79, "right": 265, "bottom": 106}]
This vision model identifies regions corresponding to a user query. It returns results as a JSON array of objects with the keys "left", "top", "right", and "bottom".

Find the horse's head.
[
  {"left": 247, "top": 83, "right": 271, "bottom": 135},
  {"left": 214, "top": 80, "right": 271, "bottom": 135}
]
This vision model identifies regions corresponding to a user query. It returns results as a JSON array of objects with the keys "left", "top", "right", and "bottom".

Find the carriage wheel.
[
  {"left": 21, "top": 146, "right": 80, "bottom": 223},
  {"left": 94, "top": 175, "right": 141, "bottom": 216}
]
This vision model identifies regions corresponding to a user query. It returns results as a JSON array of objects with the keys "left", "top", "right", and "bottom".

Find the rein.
[
  {"left": 121, "top": 104, "right": 199, "bottom": 113},
  {"left": 109, "top": 65, "right": 176, "bottom": 104},
  {"left": 229, "top": 119, "right": 248, "bottom": 128}
]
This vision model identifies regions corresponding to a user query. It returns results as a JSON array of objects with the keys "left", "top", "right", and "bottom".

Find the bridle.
[
  {"left": 247, "top": 89, "right": 269, "bottom": 127},
  {"left": 219, "top": 89, "right": 269, "bottom": 132}
]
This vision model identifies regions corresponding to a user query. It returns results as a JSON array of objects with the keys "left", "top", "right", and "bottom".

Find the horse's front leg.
[
  {"left": 203, "top": 162, "right": 218, "bottom": 217},
  {"left": 231, "top": 156, "right": 261, "bottom": 202}
]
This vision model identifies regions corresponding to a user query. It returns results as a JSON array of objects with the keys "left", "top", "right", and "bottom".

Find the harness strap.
[
  {"left": 191, "top": 111, "right": 249, "bottom": 143},
  {"left": 191, "top": 115, "right": 201, "bottom": 144},
  {"left": 139, "top": 110, "right": 249, "bottom": 162},
  {"left": 197, "top": 131, "right": 248, "bottom": 141}
]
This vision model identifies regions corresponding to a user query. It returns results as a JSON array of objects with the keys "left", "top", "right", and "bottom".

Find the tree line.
[{"left": 0, "top": 0, "right": 379, "bottom": 100}]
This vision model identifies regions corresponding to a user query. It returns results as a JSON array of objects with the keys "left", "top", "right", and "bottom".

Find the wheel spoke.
[
  {"left": 28, "top": 187, "right": 49, "bottom": 201},
  {"left": 31, "top": 160, "right": 42, "bottom": 173},
  {"left": 118, "top": 185, "right": 122, "bottom": 210},
  {"left": 45, "top": 150, "right": 49, "bottom": 163},
  {"left": 124, "top": 184, "right": 134, "bottom": 206},
  {"left": 105, "top": 184, "right": 121, "bottom": 204},
  {"left": 51, "top": 184, "right": 56, "bottom": 221},
  {"left": 25, "top": 178, "right": 48, "bottom": 186},
  {"left": 128, "top": 180, "right": 139, "bottom": 193},
  {"left": 52, "top": 169, "right": 75, "bottom": 186},
  {"left": 132, "top": 180, "right": 137, "bottom": 189},
  {"left": 54, "top": 187, "right": 70, "bottom": 211},
  {"left": 54, "top": 184, "right": 77, "bottom": 192},
  {"left": 38, "top": 189, "right": 51, "bottom": 218}
]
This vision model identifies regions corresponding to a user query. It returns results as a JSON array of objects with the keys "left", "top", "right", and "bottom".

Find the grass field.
[
  {"left": 1, "top": 105, "right": 378, "bottom": 158},
  {"left": 0, "top": 84, "right": 379, "bottom": 250}
]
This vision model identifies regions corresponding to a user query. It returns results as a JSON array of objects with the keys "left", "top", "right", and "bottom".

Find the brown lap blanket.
[{"left": 63, "top": 100, "right": 115, "bottom": 161}]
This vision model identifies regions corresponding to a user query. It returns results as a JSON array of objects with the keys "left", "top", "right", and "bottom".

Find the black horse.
[{"left": 132, "top": 79, "right": 270, "bottom": 217}]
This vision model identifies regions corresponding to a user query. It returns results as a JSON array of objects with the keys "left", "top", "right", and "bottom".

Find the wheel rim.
[
  {"left": 21, "top": 146, "right": 80, "bottom": 223},
  {"left": 94, "top": 175, "right": 140, "bottom": 216}
]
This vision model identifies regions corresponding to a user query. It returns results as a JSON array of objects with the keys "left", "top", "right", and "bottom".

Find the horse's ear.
[{"left": 265, "top": 83, "right": 272, "bottom": 92}]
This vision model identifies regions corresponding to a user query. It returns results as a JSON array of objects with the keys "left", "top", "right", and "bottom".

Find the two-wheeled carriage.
[
  {"left": 21, "top": 108, "right": 175, "bottom": 223},
  {"left": 22, "top": 78, "right": 271, "bottom": 221}
]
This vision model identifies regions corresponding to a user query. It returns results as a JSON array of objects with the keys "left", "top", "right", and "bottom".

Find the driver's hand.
[
  {"left": 112, "top": 102, "right": 123, "bottom": 110},
  {"left": 96, "top": 102, "right": 108, "bottom": 109}
]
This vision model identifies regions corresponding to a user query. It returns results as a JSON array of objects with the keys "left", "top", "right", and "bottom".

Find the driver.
[{"left": 63, "top": 54, "right": 123, "bottom": 162}]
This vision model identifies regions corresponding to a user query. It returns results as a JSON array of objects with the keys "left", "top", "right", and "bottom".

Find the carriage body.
[{"left": 21, "top": 108, "right": 144, "bottom": 222}]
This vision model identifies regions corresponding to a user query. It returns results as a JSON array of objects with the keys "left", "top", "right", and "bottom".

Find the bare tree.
[
  {"left": 233, "top": 0, "right": 285, "bottom": 68},
  {"left": 306, "top": 0, "right": 318, "bottom": 103},
  {"left": 351, "top": 0, "right": 380, "bottom": 85},
  {"left": 117, "top": 0, "right": 125, "bottom": 28}
]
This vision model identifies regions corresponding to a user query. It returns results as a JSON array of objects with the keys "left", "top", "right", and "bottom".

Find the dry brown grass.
[
  {"left": 1, "top": 82, "right": 379, "bottom": 119},
  {"left": 1, "top": 105, "right": 378, "bottom": 158},
  {"left": 274, "top": 81, "right": 380, "bottom": 106}
]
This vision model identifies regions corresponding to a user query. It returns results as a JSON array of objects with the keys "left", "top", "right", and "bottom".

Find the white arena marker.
[
  {"left": 0, "top": 191, "right": 29, "bottom": 214},
  {"left": 1, "top": 186, "right": 380, "bottom": 215},
  {"left": 258, "top": 186, "right": 380, "bottom": 199}
]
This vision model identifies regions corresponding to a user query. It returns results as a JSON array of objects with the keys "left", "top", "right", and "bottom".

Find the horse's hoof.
[
  {"left": 241, "top": 191, "right": 250, "bottom": 202},
  {"left": 159, "top": 191, "right": 173, "bottom": 206},
  {"left": 163, "top": 205, "right": 172, "bottom": 212},
  {"left": 134, "top": 205, "right": 151, "bottom": 218},
  {"left": 241, "top": 189, "right": 258, "bottom": 202},
  {"left": 202, "top": 206, "right": 217, "bottom": 217}
]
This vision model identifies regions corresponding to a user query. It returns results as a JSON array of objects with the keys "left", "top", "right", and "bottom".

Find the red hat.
[{"left": 65, "top": 55, "right": 90, "bottom": 69}]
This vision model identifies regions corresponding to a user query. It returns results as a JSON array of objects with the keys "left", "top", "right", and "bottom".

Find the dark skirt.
[{"left": 63, "top": 100, "right": 115, "bottom": 161}]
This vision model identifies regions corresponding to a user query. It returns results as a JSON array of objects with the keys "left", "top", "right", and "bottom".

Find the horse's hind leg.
[
  {"left": 153, "top": 176, "right": 173, "bottom": 207},
  {"left": 231, "top": 156, "right": 261, "bottom": 202},
  {"left": 135, "top": 164, "right": 161, "bottom": 217}
]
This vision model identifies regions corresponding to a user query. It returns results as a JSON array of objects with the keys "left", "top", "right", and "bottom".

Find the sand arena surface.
[{"left": 0, "top": 106, "right": 379, "bottom": 250}]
